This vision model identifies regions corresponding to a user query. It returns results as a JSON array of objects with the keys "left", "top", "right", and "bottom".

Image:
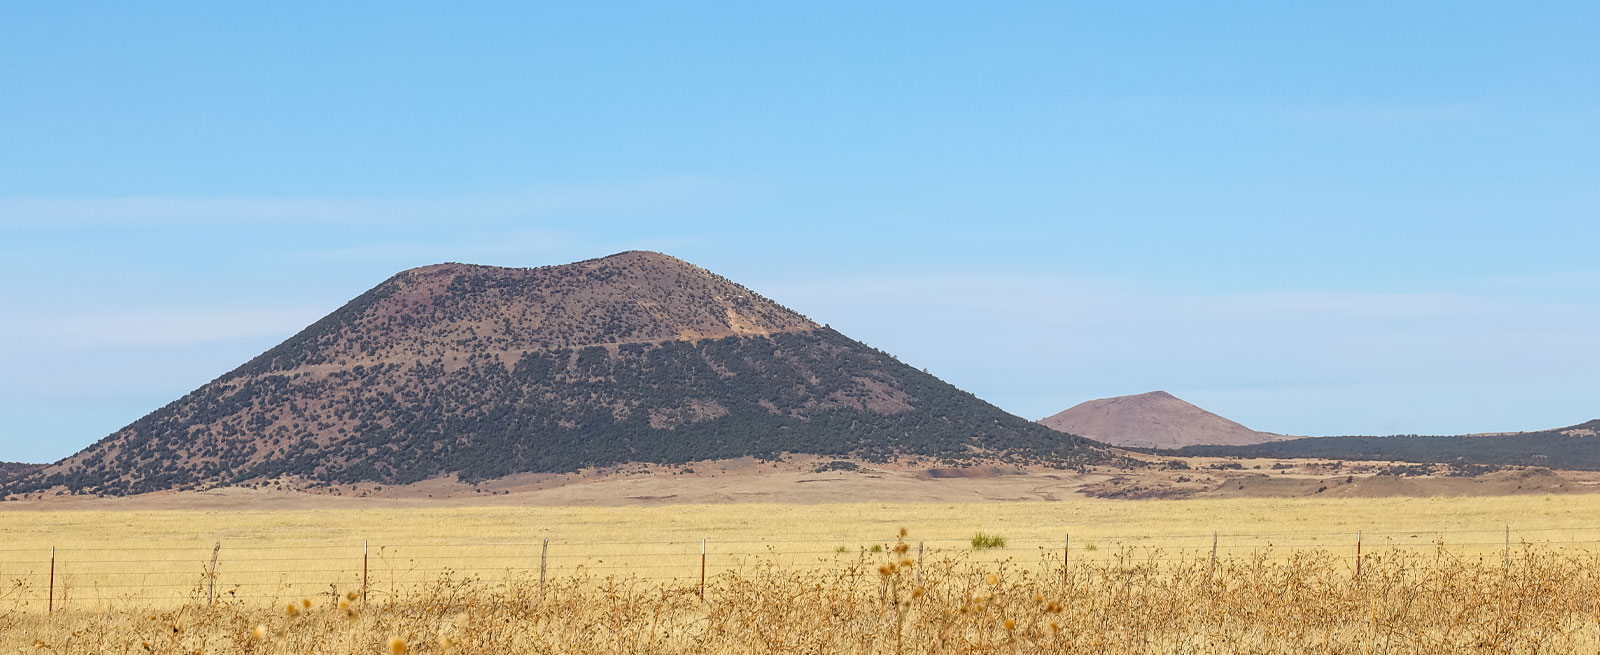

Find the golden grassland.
[
  {"left": 4, "top": 494, "right": 1600, "bottom": 652},
  {"left": 7, "top": 492, "right": 1600, "bottom": 547},
  {"left": 5, "top": 535, "right": 1600, "bottom": 653}
]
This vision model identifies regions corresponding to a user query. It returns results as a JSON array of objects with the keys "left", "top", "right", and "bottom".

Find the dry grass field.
[{"left": 4, "top": 493, "right": 1600, "bottom": 652}]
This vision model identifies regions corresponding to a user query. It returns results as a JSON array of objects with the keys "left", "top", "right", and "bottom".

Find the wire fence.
[{"left": 2, "top": 525, "right": 1597, "bottom": 612}]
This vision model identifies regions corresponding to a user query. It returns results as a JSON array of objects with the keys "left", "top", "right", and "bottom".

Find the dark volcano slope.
[{"left": 5, "top": 252, "right": 1119, "bottom": 496}]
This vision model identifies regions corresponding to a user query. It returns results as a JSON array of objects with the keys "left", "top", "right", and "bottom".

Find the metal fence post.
[
  {"left": 1355, "top": 531, "right": 1362, "bottom": 579},
  {"left": 47, "top": 546, "right": 55, "bottom": 614},
  {"left": 1063, "top": 533, "right": 1069, "bottom": 588}
]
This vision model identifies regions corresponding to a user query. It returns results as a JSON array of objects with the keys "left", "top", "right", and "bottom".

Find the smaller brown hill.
[{"left": 1039, "top": 391, "right": 1289, "bottom": 449}]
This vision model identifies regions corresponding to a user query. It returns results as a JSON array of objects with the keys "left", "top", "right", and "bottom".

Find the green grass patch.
[{"left": 971, "top": 532, "right": 1007, "bottom": 550}]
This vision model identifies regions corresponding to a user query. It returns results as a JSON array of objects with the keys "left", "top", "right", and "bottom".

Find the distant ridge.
[
  {"left": 0, "top": 461, "right": 41, "bottom": 482},
  {"left": 1178, "top": 419, "right": 1600, "bottom": 470},
  {"left": 3, "top": 251, "right": 1121, "bottom": 497},
  {"left": 1039, "top": 391, "right": 1289, "bottom": 449}
]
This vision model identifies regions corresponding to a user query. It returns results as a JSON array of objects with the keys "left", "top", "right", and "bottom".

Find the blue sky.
[{"left": 2, "top": 3, "right": 1597, "bottom": 462}]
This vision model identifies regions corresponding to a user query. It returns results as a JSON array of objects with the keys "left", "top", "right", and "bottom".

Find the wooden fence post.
[
  {"left": 1210, "top": 531, "right": 1218, "bottom": 573},
  {"left": 916, "top": 541, "right": 924, "bottom": 586},
  {"left": 1504, "top": 524, "right": 1510, "bottom": 572},
  {"left": 540, "top": 538, "right": 549, "bottom": 600},
  {"left": 47, "top": 546, "right": 55, "bottom": 614},
  {"left": 207, "top": 541, "right": 220, "bottom": 606},
  {"left": 699, "top": 539, "right": 707, "bottom": 598},
  {"left": 362, "top": 540, "right": 369, "bottom": 602}
]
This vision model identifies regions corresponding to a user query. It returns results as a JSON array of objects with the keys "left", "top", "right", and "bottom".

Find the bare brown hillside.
[{"left": 1039, "top": 391, "right": 1289, "bottom": 449}]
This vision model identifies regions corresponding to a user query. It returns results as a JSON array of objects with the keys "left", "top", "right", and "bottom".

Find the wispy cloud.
[
  {"left": 761, "top": 272, "right": 1600, "bottom": 424},
  {"left": 295, "top": 230, "right": 708, "bottom": 266},
  {"left": 6, "top": 308, "right": 326, "bottom": 347},
  {"left": 1296, "top": 103, "right": 1475, "bottom": 126},
  {"left": 767, "top": 273, "right": 1590, "bottom": 326},
  {"left": 0, "top": 177, "right": 728, "bottom": 225}
]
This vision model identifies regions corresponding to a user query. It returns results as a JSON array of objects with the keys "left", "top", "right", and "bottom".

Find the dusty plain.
[{"left": 5, "top": 455, "right": 1600, "bottom": 613}]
